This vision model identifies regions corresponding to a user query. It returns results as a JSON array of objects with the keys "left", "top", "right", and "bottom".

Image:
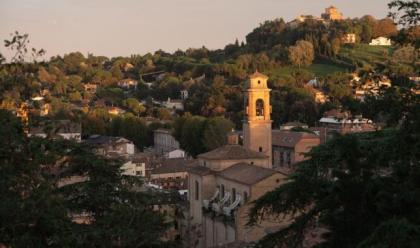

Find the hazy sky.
[{"left": 0, "top": 0, "right": 389, "bottom": 60}]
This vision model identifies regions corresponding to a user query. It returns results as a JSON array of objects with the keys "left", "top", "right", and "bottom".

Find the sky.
[{"left": 0, "top": 0, "right": 390, "bottom": 60}]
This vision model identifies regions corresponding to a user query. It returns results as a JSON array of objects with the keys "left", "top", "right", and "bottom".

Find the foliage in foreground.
[
  {"left": 249, "top": 93, "right": 420, "bottom": 247},
  {"left": 0, "top": 110, "right": 177, "bottom": 247}
]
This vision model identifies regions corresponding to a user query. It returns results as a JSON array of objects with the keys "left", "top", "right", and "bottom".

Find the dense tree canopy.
[
  {"left": 0, "top": 110, "right": 177, "bottom": 247},
  {"left": 249, "top": 88, "right": 420, "bottom": 247}
]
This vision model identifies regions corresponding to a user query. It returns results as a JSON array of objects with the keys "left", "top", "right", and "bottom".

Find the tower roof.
[{"left": 249, "top": 70, "right": 268, "bottom": 79}]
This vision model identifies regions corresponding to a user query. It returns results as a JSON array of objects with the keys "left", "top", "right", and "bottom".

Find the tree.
[
  {"left": 372, "top": 18, "right": 398, "bottom": 38},
  {"left": 249, "top": 91, "right": 420, "bottom": 247},
  {"left": 203, "top": 117, "right": 234, "bottom": 151},
  {"left": 0, "top": 110, "right": 174, "bottom": 247},
  {"left": 288, "top": 40, "right": 314, "bottom": 68},
  {"left": 123, "top": 97, "right": 146, "bottom": 116},
  {"left": 388, "top": 0, "right": 420, "bottom": 27}
]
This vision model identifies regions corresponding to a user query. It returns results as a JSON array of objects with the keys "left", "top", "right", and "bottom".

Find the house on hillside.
[
  {"left": 117, "top": 78, "right": 138, "bottom": 89},
  {"left": 370, "top": 37, "right": 391, "bottom": 46},
  {"left": 85, "top": 135, "right": 135, "bottom": 156},
  {"left": 83, "top": 83, "right": 98, "bottom": 94},
  {"left": 162, "top": 98, "right": 184, "bottom": 111},
  {"left": 28, "top": 120, "right": 81, "bottom": 141},
  {"left": 342, "top": 33, "right": 357, "bottom": 44},
  {"left": 108, "top": 106, "right": 126, "bottom": 115}
]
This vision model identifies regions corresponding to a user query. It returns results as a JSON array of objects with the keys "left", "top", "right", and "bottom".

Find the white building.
[
  {"left": 165, "top": 148, "right": 186, "bottom": 159},
  {"left": 369, "top": 37, "right": 391, "bottom": 46}
]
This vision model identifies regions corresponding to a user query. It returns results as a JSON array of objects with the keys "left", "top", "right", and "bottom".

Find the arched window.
[
  {"left": 256, "top": 99, "right": 264, "bottom": 116},
  {"left": 195, "top": 180, "right": 199, "bottom": 200}
]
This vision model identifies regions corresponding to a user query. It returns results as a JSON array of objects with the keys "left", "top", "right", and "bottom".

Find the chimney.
[{"left": 226, "top": 130, "right": 239, "bottom": 145}]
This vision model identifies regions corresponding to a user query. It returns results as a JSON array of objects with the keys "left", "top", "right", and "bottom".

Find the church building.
[{"left": 187, "top": 72, "right": 293, "bottom": 247}]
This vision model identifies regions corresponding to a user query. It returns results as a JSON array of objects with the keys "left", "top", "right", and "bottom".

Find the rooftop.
[
  {"left": 218, "top": 162, "right": 281, "bottom": 185},
  {"left": 272, "top": 130, "right": 319, "bottom": 148},
  {"left": 152, "top": 158, "right": 197, "bottom": 175},
  {"left": 249, "top": 70, "right": 268, "bottom": 79},
  {"left": 197, "top": 144, "right": 267, "bottom": 160}
]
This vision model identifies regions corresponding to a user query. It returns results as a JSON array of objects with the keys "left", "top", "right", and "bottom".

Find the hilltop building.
[{"left": 321, "top": 6, "right": 343, "bottom": 20}]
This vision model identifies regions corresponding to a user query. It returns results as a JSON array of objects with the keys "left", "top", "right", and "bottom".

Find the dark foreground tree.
[
  {"left": 249, "top": 89, "right": 420, "bottom": 247},
  {"left": 0, "top": 110, "right": 177, "bottom": 247}
]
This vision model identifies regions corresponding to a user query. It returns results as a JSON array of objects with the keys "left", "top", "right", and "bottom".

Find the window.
[
  {"left": 250, "top": 161, "right": 254, "bottom": 165},
  {"left": 195, "top": 180, "right": 199, "bottom": 200},
  {"left": 258, "top": 80, "right": 261, "bottom": 84},
  {"left": 221, "top": 184, "right": 225, "bottom": 198},
  {"left": 136, "top": 171, "right": 143, "bottom": 176},
  {"left": 256, "top": 99, "right": 264, "bottom": 116},
  {"left": 259, "top": 147, "right": 263, "bottom": 152},
  {"left": 243, "top": 191, "right": 248, "bottom": 203},
  {"left": 287, "top": 152, "right": 291, "bottom": 167}
]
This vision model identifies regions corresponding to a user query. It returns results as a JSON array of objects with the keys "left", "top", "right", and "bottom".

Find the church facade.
[{"left": 187, "top": 72, "right": 294, "bottom": 247}]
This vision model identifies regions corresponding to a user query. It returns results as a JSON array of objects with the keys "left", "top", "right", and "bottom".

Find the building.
[
  {"left": 321, "top": 6, "right": 343, "bottom": 21},
  {"left": 369, "top": 37, "right": 392, "bottom": 46},
  {"left": 28, "top": 120, "right": 82, "bottom": 141},
  {"left": 342, "top": 33, "right": 357, "bottom": 44},
  {"left": 180, "top": 90, "right": 189, "bottom": 100},
  {"left": 85, "top": 135, "right": 135, "bottom": 156},
  {"left": 319, "top": 110, "right": 376, "bottom": 136},
  {"left": 121, "top": 154, "right": 148, "bottom": 177},
  {"left": 151, "top": 158, "right": 196, "bottom": 190},
  {"left": 188, "top": 72, "right": 295, "bottom": 247},
  {"left": 107, "top": 106, "right": 126, "bottom": 115},
  {"left": 83, "top": 83, "right": 98, "bottom": 94},
  {"left": 272, "top": 130, "right": 320, "bottom": 173},
  {"left": 288, "top": 15, "right": 324, "bottom": 28},
  {"left": 280, "top": 122, "right": 309, "bottom": 131},
  {"left": 189, "top": 161, "right": 288, "bottom": 247},
  {"left": 165, "top": 148, "right": 186, "bottom": 159},
  {"left": 117, "top": 78, "right": 138, "bottom": 89},
  {"left": 242, "top": 71, "right": 272, "bottom": 166},
  {"left": 162, "top": 97, "right": 184, "bottom": 111},
  {"left": 154, "top": 128, "right": 181, "bottom": 154}
]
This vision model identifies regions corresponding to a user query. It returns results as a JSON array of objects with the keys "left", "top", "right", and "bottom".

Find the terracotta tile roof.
[
  {"left": 152, "top": 158, "right": 197, "bottom": 175},
  {"left": 218, "top": 162, "right": 280, "bottom": 185},
  {"left": 272, "top": 130, "right": 319, "bottom": 148},
  {"left": 249, "top": 70, "right": 269, "bottom": 79},
  {"left": 188, "top": 165, "right": 213, "bottom": 176},
  {"left": 197, "top": 145, "right": 267, "bottom": 160}
]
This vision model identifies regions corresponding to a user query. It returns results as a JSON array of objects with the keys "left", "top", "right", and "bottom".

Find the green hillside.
[{"left": 338, "top": 44, "right": 393, "bottom": 67}]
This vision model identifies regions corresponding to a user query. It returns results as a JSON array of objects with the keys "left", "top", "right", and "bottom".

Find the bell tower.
[{"left": 243, "top": 71, "right": 272, "bottom": 167}]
